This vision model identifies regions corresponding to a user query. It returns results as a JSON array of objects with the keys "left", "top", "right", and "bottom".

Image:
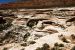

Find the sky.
[
  {"left": 0, "top": 0, "right": 16, "bottom": 3},
  {"left": 0, "top": 0, "right": 29, "bottom": 3}
]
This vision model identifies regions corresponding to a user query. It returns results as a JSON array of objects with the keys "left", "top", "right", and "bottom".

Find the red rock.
[{"left": 0, "top": 0, "right": 75, "bottom": 9}]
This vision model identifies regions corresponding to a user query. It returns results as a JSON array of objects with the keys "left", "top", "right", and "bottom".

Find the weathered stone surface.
[{"left": 0, "top": 7, "right": 75, "bottom": 50}]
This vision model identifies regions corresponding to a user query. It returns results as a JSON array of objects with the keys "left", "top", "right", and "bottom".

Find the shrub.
[
  {"left": 51, "top": 47, "right": 55, "bottom": 50},
  {"left": 3, "top": 47, "right": 8, "bottom": 50},
  {"left": 71, "top": 46, "right": 75, "bottom": 50},
  {"left": 71, "top": 34, "right": 75, "bottom": 39},
  {"left": 59, "top": 44, "right": 64, "bottom": 47},
  {"left": 54, "top": 43, "right": 59, "bottom": 46},
  {"left": 0, "top": 22, "right": 12, "bottom": 31},
  {"left": 36, "top": 43, "right": 50, "bottom": 50},
  {"left": 24, "top": 32, "right": 30, "bottom": 38},
  {"left": 20, "top": 43, "right": 27, "bottom": 47},
  {"left": 51, "top": 43, "right": 64, "bottom": 50},
  {"left": 43, "top": 43, "right": 50, "bottom": 49},
  {"left": 62, "top": 37, "right": 69, "bottom": 43},
  {"left": 27, "top": 21, "right": 37, "bottom": 28},
  {"left": 36, "top": 47, "right": 41, "bottom": 50},
  {"left": 29, "top": 41, "right": 36, "bottom": 44},
  {"left": 21, "top": 48, "right": 24, "bottom": 50}
]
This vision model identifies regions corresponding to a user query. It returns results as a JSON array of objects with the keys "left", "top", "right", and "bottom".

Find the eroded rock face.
[{"left": 0, "top": 7, "right": 75, "bottom": 50}]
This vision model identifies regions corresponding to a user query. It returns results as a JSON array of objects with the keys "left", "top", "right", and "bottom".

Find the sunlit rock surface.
[{"left": 0, "top": 7, "right": 75, "bottom": 50}]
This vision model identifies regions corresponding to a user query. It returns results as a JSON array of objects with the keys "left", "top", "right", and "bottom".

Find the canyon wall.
[{"left": 0, "top": 0, "right": 75, "bottom": 9}]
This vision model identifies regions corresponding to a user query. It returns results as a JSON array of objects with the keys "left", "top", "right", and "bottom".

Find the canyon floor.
[{"left": 0, "top": 7, "right": 75, "bottom": 50}]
